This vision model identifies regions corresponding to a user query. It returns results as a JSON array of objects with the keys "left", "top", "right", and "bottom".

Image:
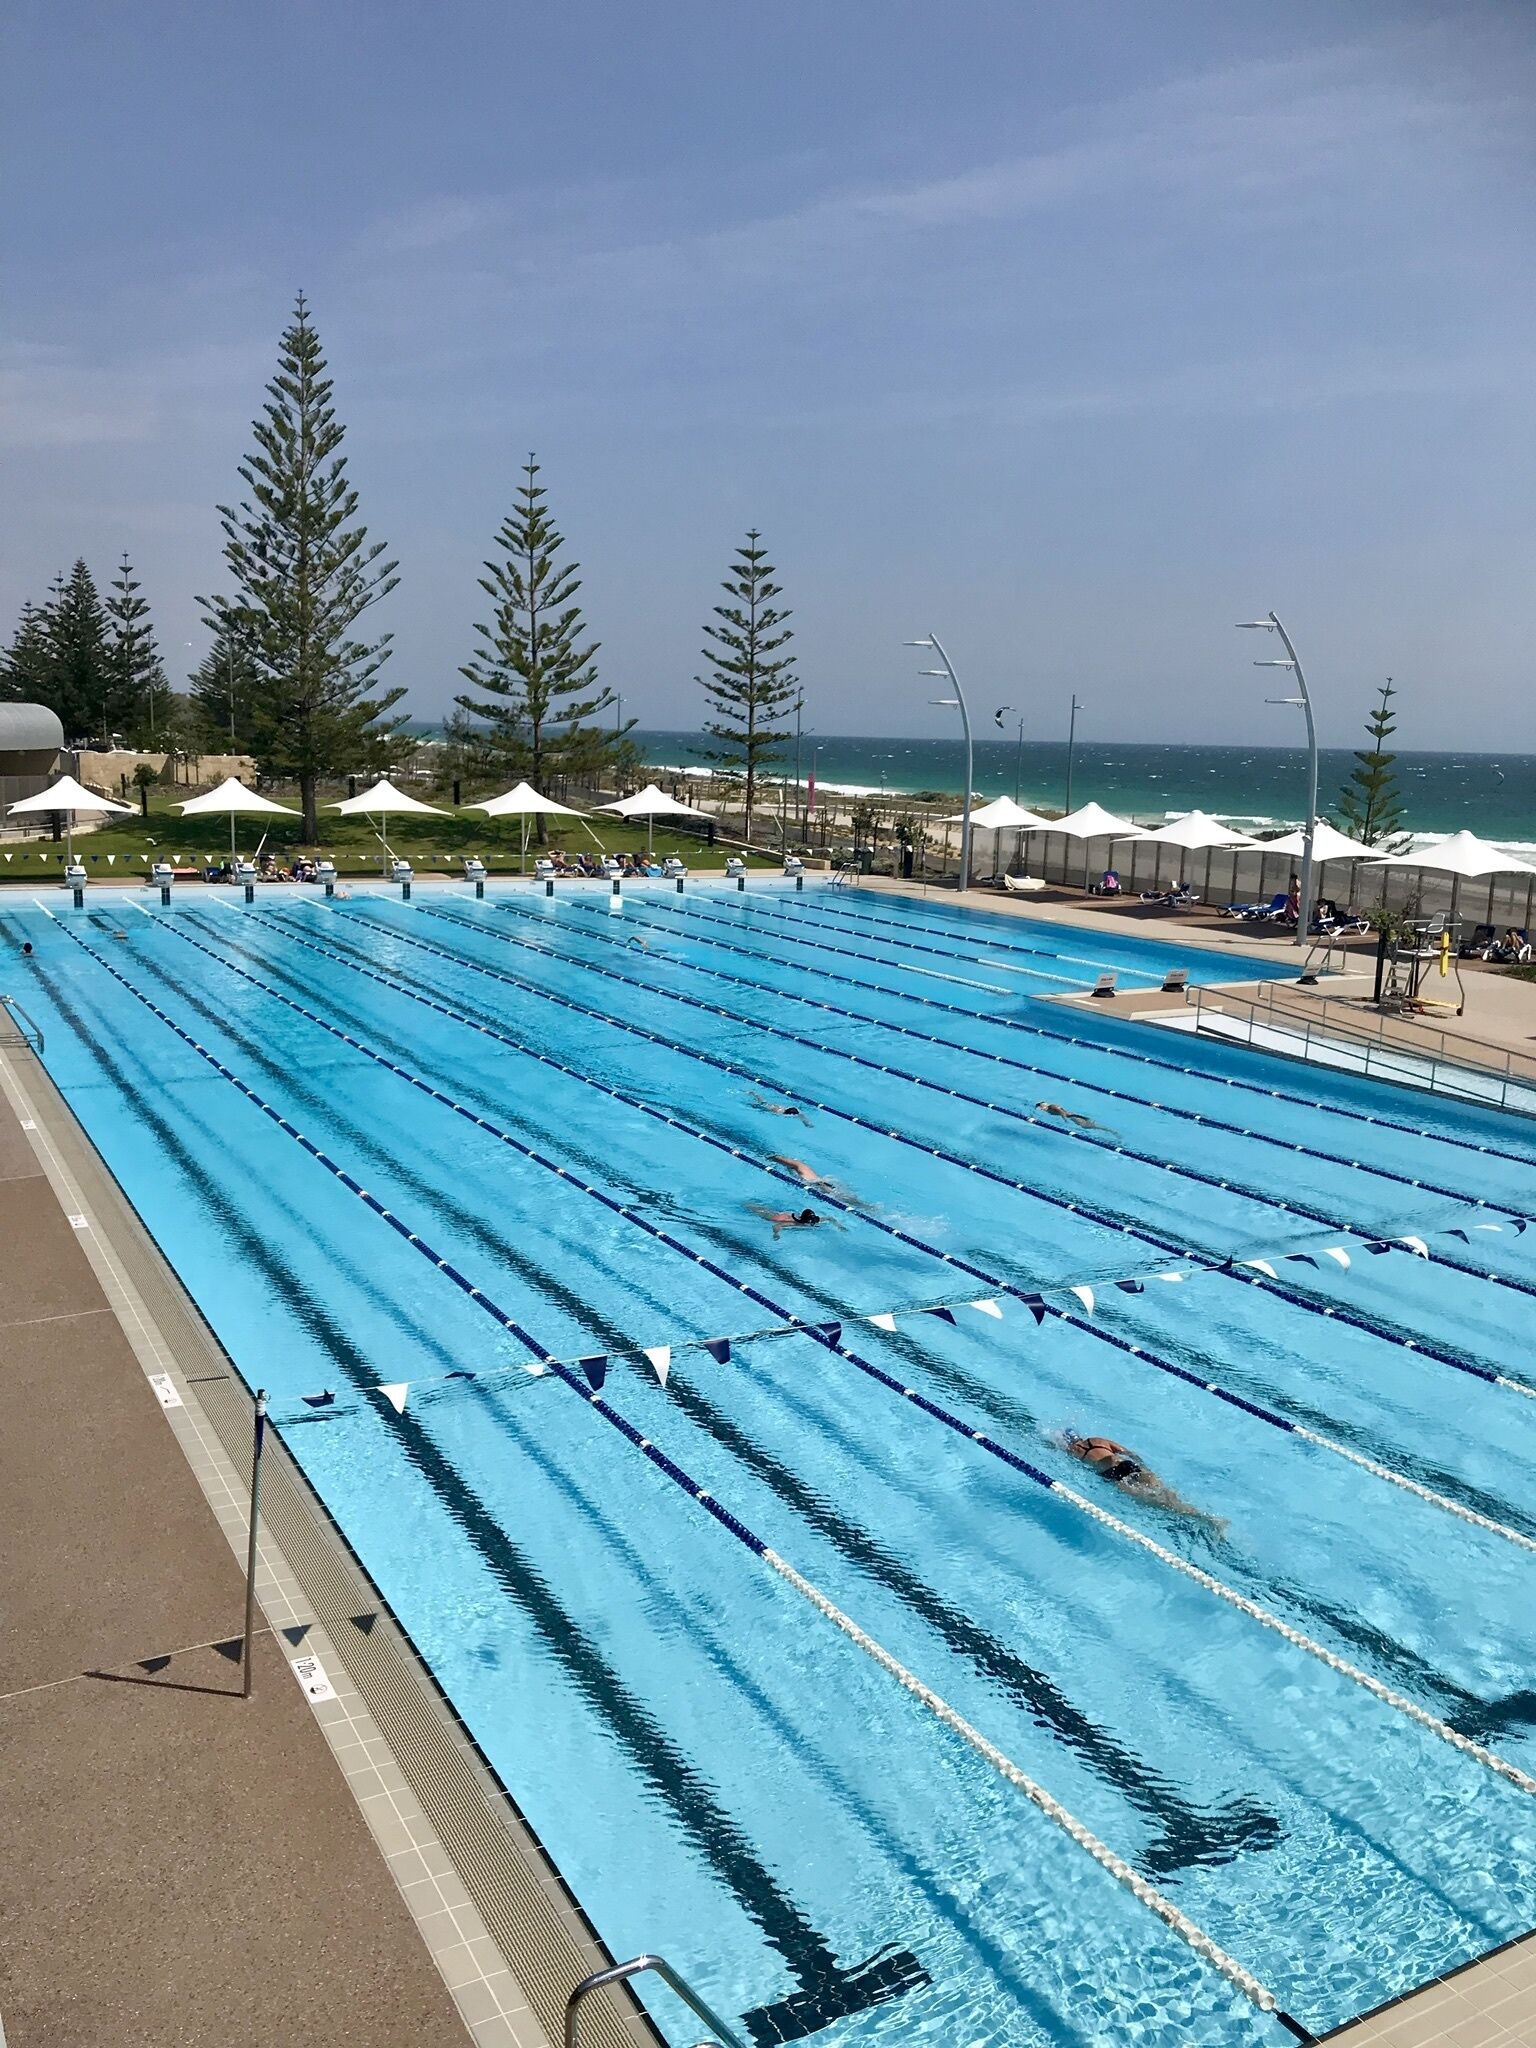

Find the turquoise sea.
[{"left": 630, "top": 731, "right": 1536, "bottom": 849}]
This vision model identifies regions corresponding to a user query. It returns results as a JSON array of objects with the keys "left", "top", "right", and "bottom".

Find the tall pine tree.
[
  {"left": 1, "top": 601, "right": 54, "bottom": 704},
  {"left": 202, "top": 292, "right": 403, "bottom": 837},
  {"left": 47, "top": 561, "right": 112, "bottom": 742},
  {"left": 697, "top": 529, "right": 797, "bottom": 841},
  {"left": 105, "top": 553, "right": 169, "bottom": 744},
  {"left": 454, "top": 455, "right": 612, "bottom": 842},
  {"left": 1335, "top": 678, "right": 1411, "bottom": 851}
]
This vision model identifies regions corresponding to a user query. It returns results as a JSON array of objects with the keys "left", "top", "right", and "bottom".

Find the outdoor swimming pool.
[{"left": 4, "top": 879, "right": 1535, "bottom": 2047}]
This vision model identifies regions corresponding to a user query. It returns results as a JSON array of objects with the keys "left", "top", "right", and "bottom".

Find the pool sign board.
[
  {"left": 291, "top": 1653, "right": 337, "bottom": 1704},
  {"left": 148, "top": 1373, "right": 183, "bottom": 1410}
]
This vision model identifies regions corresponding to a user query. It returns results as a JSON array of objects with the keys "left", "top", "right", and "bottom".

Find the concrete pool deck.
[{"left": 0, "top": 1029, "right": 656, "bottom": 2048}]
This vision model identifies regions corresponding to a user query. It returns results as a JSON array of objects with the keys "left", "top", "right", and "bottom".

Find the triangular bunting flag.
[
  {"left": 577, "top": 1355, "right": 608, "bottom": 1391},
  {"left": 1069, "top": 1285, "right": 1095, "bottom": 1315},
  {"left": 1445, "top": 1228, "right": 1470, "bottom": 1244},
  {"left": 1364, "top": 1240, "right": 1391, "bottom": 1255},
  {"left": 301, "top": 1391, "right": 336, "bottom": 1408},
  {"left": 89, "top": 854, "right": 98, "bottom": 863},
  {"left": 1322, "top": 1247, "right": 1351, "bottom": 1268},
  {"left": 1024, "top": 1295, "right": 1047, "bottom": 1325},
  {"left": 1156, "top": 1271, "right": 1186, "bottom": 1284},
  {"left": 1114, "top": 1279, "right": 1145, "bottom": 1295},
  {"left": 704, "top": 1338, "right": 731, "bottom": 1364},
  {"left": 815, "top": 1321, "right": 843, "bottom": 1347},
  {"left": 1515, "top": 1219, "right": 1529, "bottom": 1236},
  {"left": 1472, "top": 1223, "right": 1503, "bottom": 1233},
  {"left": 1284, "top": 1252, "right": 1318, "bottom": 1268},
  {"left": 969, "top": 1298, "right": 1004, "bottom": 1319},
  {"left": 445, "top": 1369, "right": 476, "bottom": 1381},
  {"left": 377, "top": 1382, "right": 409, "bottom": 1413},
  {"left": 927, "top": 1305, "right": 956, "bottom": 1325},
  {"left": 106, "top": 854, "right": 116, "bottom": 866},
  {"left": 1397, "top": 1236, "right": 1429, "bottom": 1258},
  {"left": 867, "top": 1312, "right": 898, "bottom": 1332},
  {"left": 2, "top": 853, "right": 10, "bottom": 862},
  {"left": 643, "top": 1345, "right": 672, "bottom": 1387},
  {"left": 1239, "top": 1259, "right": 1277, "bottom": 1279}
]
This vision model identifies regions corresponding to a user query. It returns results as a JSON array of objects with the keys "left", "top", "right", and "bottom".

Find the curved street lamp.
[
  {"left": 907, "top": 633, "right": 974, "bottom": 893},
  {"left": 1238, "top": 613, "right": 1317, "bottom": 949}
]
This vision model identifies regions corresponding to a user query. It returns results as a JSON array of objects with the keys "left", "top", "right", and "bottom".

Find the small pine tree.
[
  {"left": 2, "top": 600, "right": 54, "bottom": 704},
  {"left": 105, "top": 553, "right": 169, "bottom": 744},
  {"left": 697, "top": 529, "right": 797, "bottom": 841},
  {"left": 454, "top": 455, "right": 613, "bottom": 843},
  {"left": 188, "top": 624, "right": 264, "bottom": 753},
  {"left": 1335, "top": 678, "right": 1411, "bottom": 851},
  {"left": 47, "top": 561, "right": 112, "bottom": 742},
  {"left": 202, "top": 292, "right": 404, "bottom": 837}
]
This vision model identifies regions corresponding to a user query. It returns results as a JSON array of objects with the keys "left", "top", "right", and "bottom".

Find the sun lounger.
[{"left": 1001, "top": 873, "right": 1046, "bottom": 894}]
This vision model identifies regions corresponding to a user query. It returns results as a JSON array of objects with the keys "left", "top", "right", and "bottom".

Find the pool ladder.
[
  {"left": 0, "top": 994, "right": 44, "bottom": 1053},
  {"left": 564, "top": 1954, "right": 748, "bottom": 2048}
]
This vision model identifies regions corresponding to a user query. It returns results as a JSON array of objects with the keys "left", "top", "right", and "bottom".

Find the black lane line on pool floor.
[
  {"left": 623, "top": 894, "right": 1536, "bottom": 1270},
  {"left": 51, "top": 922, "right": 1333, "bottom": 2040},
  {"left": 427, "top": 897, "right": 1536, "bottom": 1398},
  {"left": 638, "top": 888, "right": 1536, "bottom": 1179},
  {"left": 231, "top": 904, "right": 1536, "bottom": 1739},
  {"left": 153, "top": 909, "right": 1536, "bottom": 1780},
  {"left": 290, "top": 901, "right": 1536, "bottom": 1550},
  {"left": 28, "top": 914, "right": 938, "bottom": 2046},
  {"left": 161, "top": 909, "right": 1290, "bottom": 1872}
]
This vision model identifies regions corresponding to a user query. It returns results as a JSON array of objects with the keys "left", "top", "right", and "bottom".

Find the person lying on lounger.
[
  {"left": 748, "top": 1091, "right": 811, "bottom": 1124},
  {"left": 748, "top": 1202, "right": 828, "bottom": 1238},
  {"left": 1061, "top": 1431, "right": 1227, "bottom": 1533},
  {"left": 1036, "top": 1100, "right": 1116, "bottom": 1133}
]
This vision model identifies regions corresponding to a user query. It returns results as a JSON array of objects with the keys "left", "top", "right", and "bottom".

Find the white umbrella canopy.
[
  {"left": 176, "top": 775, "right": 300, "bottom": 866},
  {"left": 8, "top": 773, "right": 135, "bottom": 863},
  {"left": 598, "top": 782, "right": 699, "bottom": 853},
  {"left": 473, "top": 780, "right": 586, "bottom": 871},
  {"left": 1364, "top": 829, "right": 1536, "bottom": 879},
  {"left": 1260, "top": 821, "right": 1371, "bottom": 863},
  {"left": 946, "top": 795, "right": 1055, "bottom": 830},
  {"left": 1029, "top": 800, "right": 1141, "bottom": 841},
  {"left": 1130, "top": 810, "right": 1256, "bottom": 851},
  {"left": 328, "top": 778, "right": 448, "bottom": 876}
]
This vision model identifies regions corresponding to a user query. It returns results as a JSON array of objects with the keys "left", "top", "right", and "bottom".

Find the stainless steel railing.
[
  {"left": 565, "top": 1955, "right": 748, "bottom": 2048},
  {"left": 0, "top": 994, "right": 44, "bottom": 1053}
]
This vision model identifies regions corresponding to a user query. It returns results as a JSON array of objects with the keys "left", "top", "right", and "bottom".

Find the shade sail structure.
[
  {"left": 1363, "top": 830, "right": 1536, "bottom": 879},
  {"left": 1259, "top": 821, "right": 1372, "bottom": 863},
  {"left": 329, "top": 778, "right": 448, "bottom": 818},
  {"left": 175, "top": 775, "right": 300, "bottom": 866},
  {"left": 597, "top": 782, "right": 700, "bottom": 852},
  {"left": 8, "top": 773, "right": 135, "bottom": 863},
  {"left": 474, "top": 781, "right": 583, "bottom": 819},
  {"left": 1029, "top": 801, "right": 1141, "bottom": 841},
  {"left": 1130, "top": 810, "right": 1256, "bottom": 851},
  {"left": 945, "top": 795, "right": 1055, "bottom": 830},
  {"left": 473, "top": 780, "right": 586, "bottom": 871},
  {"left": 329, "top": 778, "right": 448, "bottom": 876}
]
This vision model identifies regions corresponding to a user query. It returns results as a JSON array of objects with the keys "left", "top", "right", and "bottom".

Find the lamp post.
[
  {"left": 1064, "top": 695, "right": 1084, "bottom": 814},
  {"left": 1237, "top": 614, "right": 1317, "bottom": 949},
  {"left": 908, "top": 633, "right": 973, "bottom": 894},
  {"left": 793, "top": 693, "right": 805, "bottom": 836}
]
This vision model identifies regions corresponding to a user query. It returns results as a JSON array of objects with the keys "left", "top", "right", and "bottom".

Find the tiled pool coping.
[{"left": 0, "top": 1026, "right": 664, "bottom": 2048}]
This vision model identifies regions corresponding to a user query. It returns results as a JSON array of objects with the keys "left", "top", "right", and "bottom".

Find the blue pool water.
[{"left": 4, "top": 879, "right": 1535, "bottom": 2047}]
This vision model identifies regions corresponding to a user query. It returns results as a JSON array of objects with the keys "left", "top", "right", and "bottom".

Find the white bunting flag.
[
  {"left": 969, "top": 1299, "right": 1003, "bottom": 1319},
  {"left": 1472, "top": 1222, "right": 1504, "bottom": 1233},
  {"left": 2, "top": 853, "right": 10, "bottom": 863},
  {"left": 1156, "top": 1271, "right": 1185, "bottom": 1284},
  {"left": 1069, "top": 1285, "right": 1095, "bottom": 1315},
  {"left": 377, "top": 1382, "right": 409, "bottom": 1413},
  {"left": 1240, "top": 1259, "right": 1278, "bottom": 1279},
  {"left": 1322, "top": 1247, "right": 1351, "bottom": 1268},
  {"left": 867, "top": 1311, "right": 898, "bottom": 1332},
  {"left": 1397, "top": 1236, "right": 1429, "bottom": 1258},
  {"left": 106, "top": 854, "right": 116, "bottom": 866},
  {"left": 643, "top": 1345, "right": 672, "bottom": 1388}
]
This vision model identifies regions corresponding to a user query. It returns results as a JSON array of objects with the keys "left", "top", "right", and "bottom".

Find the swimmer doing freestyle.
[
  {"left": 1037, "top": 1101, "right": 1116, "bottom": 1134},
  {"left": 1061, "top": 1431, "right": 1227, "bottom": 1535}
]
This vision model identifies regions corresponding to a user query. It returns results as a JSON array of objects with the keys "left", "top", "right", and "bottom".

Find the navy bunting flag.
[
  {"left": 578, "top": 1354, "right": 608, "bottom": 1392},
  {"left": 705, "top": 1338, "right": 731, "bottom": 1364}
]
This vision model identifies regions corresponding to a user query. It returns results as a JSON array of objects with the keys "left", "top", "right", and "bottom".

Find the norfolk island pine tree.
[
  {"left": 1335, "top": 677, "right": 1412, "bottom": 853},
  {"left": 696, "top": 528, "right": 798, "bottom": 843}
]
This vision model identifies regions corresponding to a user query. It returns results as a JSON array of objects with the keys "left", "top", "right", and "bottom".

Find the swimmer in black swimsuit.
[{"left": 1062, "top": 1431, "right": 1227, "bottom": 1533}]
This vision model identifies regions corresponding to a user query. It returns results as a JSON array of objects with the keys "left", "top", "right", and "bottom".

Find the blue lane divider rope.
[
  {"left": 64, "top": 911, "right": 1536, "bottom": 1834},
  {"left": 428, "top": 898, "right": 1535, "bottom": 1397},
  {"left": 643, "top": 889, "right": 1528, "bottom": 1170},
  {"left": 197, "top": 906, "right": 1536, "bottom": 1552},
  {"left": 44, "top": 919, "right": 1318, "bottom": 2031}
]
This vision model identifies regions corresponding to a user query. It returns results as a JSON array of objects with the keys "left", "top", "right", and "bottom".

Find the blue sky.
[{"left": 2, "top": 1, "right": 1532, "bottom": 747}]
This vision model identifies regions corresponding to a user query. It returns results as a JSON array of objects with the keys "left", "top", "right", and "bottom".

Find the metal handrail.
[
  {"left": 0, "top": 994, "right": 44, "bottom": 1053},
  {"left": 565, "top": 1955, "right": 748, "bottom": 2048},
  {"left": 1246, "top": 978, "right": 1536, "bottom": 1084}
]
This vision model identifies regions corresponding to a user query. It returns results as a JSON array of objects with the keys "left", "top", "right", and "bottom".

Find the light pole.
[
  {"left": 908, "top": 633, "right": 974, "bottom": 894},
  {"left": 1064, "top": 695, "right": 1084, "bottom": 814},
  {"left": 793, "top": 693, "right": 805, "bottom": 836},
  {"left": 1238, "top": 613, "right": 1317, "bottom": 949}
]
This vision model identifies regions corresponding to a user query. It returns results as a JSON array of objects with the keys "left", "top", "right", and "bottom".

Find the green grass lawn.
[{"left": 1, "top": 790, "right": 784, "bottom": 879}]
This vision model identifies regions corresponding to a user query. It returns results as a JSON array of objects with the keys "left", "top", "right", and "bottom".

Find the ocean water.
[{"left": 630, "top": 732, "right": 1536, "bottom": 848}]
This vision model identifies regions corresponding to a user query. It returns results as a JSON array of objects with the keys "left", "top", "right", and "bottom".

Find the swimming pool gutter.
[{"left": 0, "top": 1036, "right": 667, "bottom": 2048}]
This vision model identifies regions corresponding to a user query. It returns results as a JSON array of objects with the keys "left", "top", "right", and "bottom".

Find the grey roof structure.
[{"left": 0, "top": 702, "right": 65, "bottom": 754}]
